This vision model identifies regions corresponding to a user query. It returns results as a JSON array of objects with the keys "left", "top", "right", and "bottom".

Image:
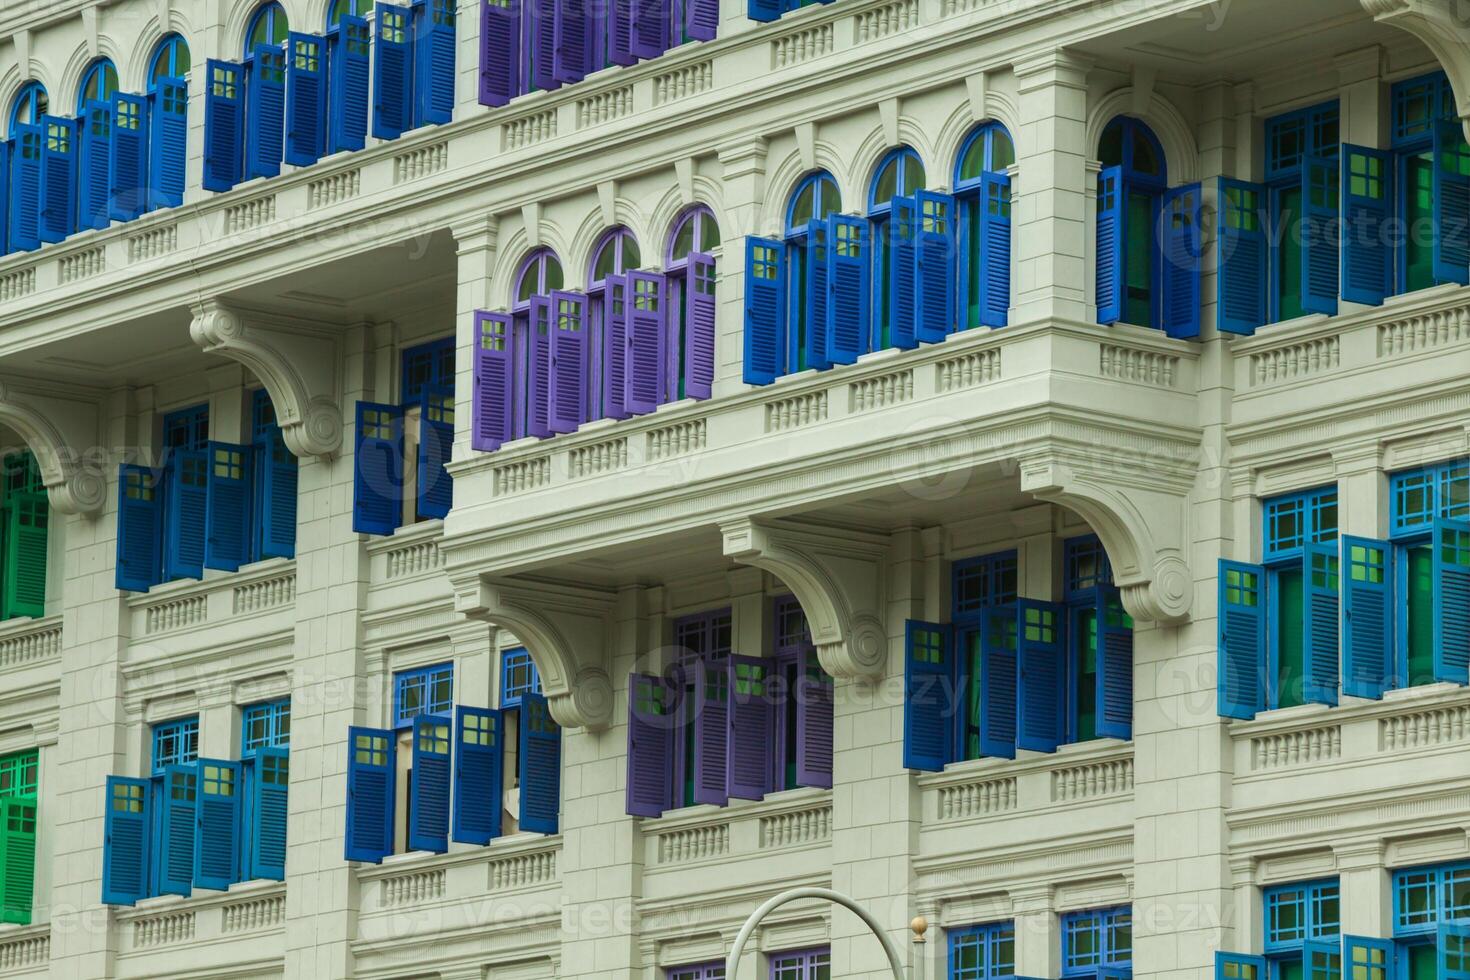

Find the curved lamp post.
[{"left": 725, "top": 887, "right": 909, "bottom": 980}]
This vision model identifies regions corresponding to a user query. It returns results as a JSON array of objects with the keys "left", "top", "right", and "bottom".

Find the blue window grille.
[
  {"left": 1265, "top": 102, "right": 1341, "bottom": 181},
  {"left": 1264, "top": 880, "right": 1341, "bottom": 953},
  {"left": 151, "top": 716, "right": 200, "bottom": 774},
  {"left": 673, "top": 607, "right": 734, "bottom": 666},
  {"left": 1062, "top": 906, "right": 1133, "bottom": 976},
  {"left": 500, "top": 648, "right": 541, "bottom": 708},
  {"left": 241, "top": 699, "right": 291, "bottom": 755},
  {"left": 1064, "top": 535, "right": 1114, "bottom": 600},
  {"left": 163, "top": 404, "right": 210, "bottom": 454},
  {"left": 394, "top": 662, "right": 453, "bottom": 728},
  {"left": 949, "top": 922, "right": 1016, "bottom": 980},
  {"left": 953, "top": 550, "right": 1019, "bottom": 620},
  {"left": 251, "top": 388, "right": 277, "bottom": 441},
  {"left": 774, "top": 594, "right": 814, "bottom": 654},
  {"left": 401, "top": 337, "right": 456, "bottom": 405},
  {"left": 1263, "top": 487, "right": 1340, "bottom": 564},
  {"left": 1390, "top": 458, "right": 1470, "bottom": 539},
  {"left": 1391, "top": 72, "right": 1457, "bottom": 149},
  {"left": 1393, "top": 862, "right": 1470, "bottom": 936}
]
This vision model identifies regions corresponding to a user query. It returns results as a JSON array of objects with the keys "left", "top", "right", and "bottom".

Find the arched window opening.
[{"left": 954, "top": 122, "right": 1014, "bottom": 331}]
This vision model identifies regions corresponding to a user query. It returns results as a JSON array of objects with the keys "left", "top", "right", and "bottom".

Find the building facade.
[{"left": 0, "top": 0, "right": 1467, "bottom": 978}]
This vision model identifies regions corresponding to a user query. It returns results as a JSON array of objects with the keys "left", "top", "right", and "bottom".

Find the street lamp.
[{"left": 725, "top": 887, "right": 909, "bottom": 980}]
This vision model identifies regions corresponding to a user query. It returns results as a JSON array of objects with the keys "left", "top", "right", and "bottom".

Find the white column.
[{"left": 715, "top": 137, "right": 768, "bottom": 398}]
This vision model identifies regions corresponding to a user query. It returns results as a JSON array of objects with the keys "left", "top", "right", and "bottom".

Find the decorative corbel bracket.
[
  {"left": 453, "top": 573, "right": 617, "bottom": 731},
  {"left": 1361, "top": 0, "right": 1470, "bottom": 142},
  {"left": 721, "top": 518, "right": 889, "bottom": 679},
  {"left": 0, "top": 378, "right": 106, "bottom": 516},
  {"left": 189, "top": 299, "right": 343, "bottom": 459}
]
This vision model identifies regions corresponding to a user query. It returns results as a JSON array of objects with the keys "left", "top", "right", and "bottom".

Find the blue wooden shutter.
[
  {"left": 1439, "top": 922, "right": 1470, "bottom": 980},
  {"left": 1340, "top": 145, "right": 1393, "bottom": 304},
  {"left": 795, "top": 650, "right": 833, "bottom": 789},
  {"left": 164, "top": 450, "right": 208, "bottom": 581},
  {"left": 414, "top": 0, "right": 456, "bottom": 126},
  {"left": 149, "top": 77, "right": 188, "bottom": 208},
  {"left": 1217, "top": 178, "right": 1268, "bottom": 335},
  {"left": 1217, "top": 559, "right": 1265, "bottom": 719},
  {"left": 102, "top": 776, "right": 150, "bottom": 905},
  {"left": 204, "top": 442, "right": 254, "bottom": 571},
  {"left": 1016, "top": 600, "right": 1065, "bottom": 753},
  {"left": 743, "top": 236, "right": 786, "bottom": 385},
  {"left": 246, "top": 46, "right": 287, "bottom": 180},
  {"left": 116, "top": 465, "right": 163, "bottom": 592},
  {"left": 1303, "top": 941, "right": 1341, "bottom": 980},
  {"left": 1300, "top": 155, "right": 1340, "bottom": 315},
  {"left": 978, "top": 172, "right": 1011, "bottom": 328},
  {"left": 9, "top": 124, "right": 41, "bottom": 252},
  {"left": 552, "top": 0, "right": 591, "bottom": 85},
  {"left": 518, "top": 692, "right": 561, "bottom": 834},
  {"left": 417, "top": 391, "right": 454, "bottom": 520},
  {"left": 915, "top": 191, "right": 956, "bottom": 342},
  {"left": 344, "top": 726, "right": 395, "bottom": 862},
  {"left": 249, "top": 748, "right": 288, "bottom": 880},
  {"left": 625, "top": 272, "right": 667, "bottom": 415},
  {"left": 1160, "top": 182, "right": 1202, "bottom": 339},
  {"left": 1433, "top": 519, "right": 1470, "bottom": 685},
  {"left": 687, "top": 0, "right": 717, "bottom": 40},
  {"left": 1433, "top": 119, "right": 1470, "bottom": 285},
  {"left": 285, "top": 34, "right": 327, "bottom": 168},
  {"left": 726, "top": 656, "right": 771, "bottom": 800},
  {"left": 902, "top": 619, "right": 953, "bottom": 772},
  {"left": 1096, "top": 166, "right": 1124, "bottom": 324},
  {"left": 1342, "top": 535, "right": 1393, "bottom": 699},
  {"left": 203, "top": 61, "right": 245, "bottom": 192},
  {"left": 630, "top": 0, "right": 669, "bottom": 60},
  {"left": 978, "top": 604, "right": 1018, "bottom": 759},
  {"left": 108, "top": 94, "right": 149, "bottom": 222},
  {"left": 37, "top": 117, "right": 76, "bottom": 244},
  {"left": 409, "top": 714, "right": 451, "bottom": 853},
  {"left": 826, "top": 213, "right": 868, "bottom": 365},
  {"left": 329, "top": 16, "right": 372, "bottom": 151},
  {"left": 257, "top": 426, "right": 297, "bottom": 560},
  {"left": 527, "top": 296, "right": 553, "bottom": 438},
  {"left": 352, "top": 402, "right": 404, "bottom": 535},
  {"left": 453, "top": 706, "right": 503, "bottom": 844},
  {"left": 530, "top": 0, "right": 559, "bottom": 92},
  {"left": 1344, "top": 937, "right": 1393, "bottom": 980},
  {"left": 1216, "top": 953, "right": 1267, "bottom": 980},
  {"left": 473, "top": 311, "right": 516, "bottom": 450},
  {"left": 0, "top": 139, "right": 10, "bottom": 255},
  {"left": 1302, "top": 541, "right": 1341, "bottom": 706},
  {"left": 548, "top": 291, "right": 589, "bottom": 433},
  {"left": 693, "top": 658, "right": 730, "bottom": 805},
  {"left": 193, "top": 760, "right": 242, "bottom": 891},
  {"left": 374, "top": 4, "right": 415, "bottom": 139},
  {"left": 1095, "top": 588, "right": 1133, "bottom": 740},
  {"left": 608, "top": 0, "right": 635, "bottom": 66},
  {"left": 685, "top": 253, "right": 717, "bottom": 399},
  {"left": 602, "top": 276, "right": 630, "bottom": 419},
  {"left": 626, "top": 673, "right": 673, "bottom": 817},
  {"left": 479, "top": 0, "right": 521, "bottom": 107},
  {"left": 890, "top": 196, "right": 919, "bottom": 348},
  {"left": 157, "top": 765, "right": 197, "bottom": 897},
  {"left": 747, "top": 0, "right": 781, "bottom": 22}
]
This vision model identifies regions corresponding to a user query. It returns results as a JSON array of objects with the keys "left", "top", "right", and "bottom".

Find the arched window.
[
  {"left": 504, "top": 250, "right": 565, "bottom": 440},
  {"left": 245, "top": 2, "right": 290, "bottom": 56},
  {"left": 868, "top": 146, "right": 924, "bottom": 216},
  {"left": 954, "top": 122, "right": 1015, "bottom": 330},
  {"left": 78, "top": 59, "right": 119, "bottom": 113},
  {"left": 8, "top": 81, "right": 48, "bottom": 137},
  {"left": 327, "top": 0, "right": 373, "bottom": 26},
  {"left": 667, "top": 206, "right": 719, "bottom": 269},
  {"left": 867, "top": 147, "right": 925, "bottom": 351},
  {"left": 785, "top": 171, "right": 841, "bottom": 236},
  {"left": 588, "top": 228, "right": 641, "bottom": 289},
  {"left": 149, "top": 34, "right": 192, "bottom": 90},
  {"left": 586, "top": 229, "right": 642, "bottom": 421},
  {"left": 513, "top": 249, "right": 564, "bottom": 309},
  {"left": 787, "top": 170, "right": 841, "bottom": 374},
  {"left": 666, "top": 206, "right": 720, "bottom": 401}
]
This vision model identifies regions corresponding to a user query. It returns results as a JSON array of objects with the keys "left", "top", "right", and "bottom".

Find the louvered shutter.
[
  {"left": 193, "top": 760, "right": 242, "bottom": 891},
  {"left": 1096, "top": 166, "right": 1124, "bottom": 325},
  {"left": 518, "top": 693, "right": 561, "bottom": 834},
  {"left": 1342, "top": 535, "right": 1393, "bottom": 699},
  {"left": 1439, "top": 923, "right": 1470, "bottom": 980},
  {"left": 204, "top": 442, "right": 254, "bottom": 572},
  {"left": 0, "top": 140, "right": 10, "bottom": 255},
  {"left": 1300, "top": 155, "right": 1340, "bottom": 315},
  {"left": 692, "top": 659, "right": 729, "bottom": 805},
  {"left": 600, "top": 276, "right": 629, "bottom": 419},
  {"left": 684, "top": 253, "right": 717, "bottom": 399},
  {"left": 479, "top": 0, "right": 521, "bottom": 105},
  {"left": 630, "top": 0, "right": 669, "bottom": 60},
  {"left": 726, "top": 655, "right": 771, "bottom": 800},
  {"left": 246, "top": 47, "right": 287, "bottom": 180},
  {"left": 1095, "top": 587, "right": 1133, "bottom": 740},
  {"left": 1016, "top": 600, "right": 1065, "bottom": 752},
  {"left": 329, "top": 16, "right": 372, "bottom": 151},
  {"left": 1433, "top": 519, "right": 1470, "bottom": 685},
  {"left": 203, "top": 61, "right": 245, "bottom": 192},
  {"left": 747, "top": 0, "right": 782, "bottom": 21},
  {"left": 116, "top": 465, "right": 162, "bottom": 592},
  {"left": 0, "top": 798, "right": 35, "bottom": 925},
  {"left": 36, "top": 117, "right": 76, "bottom": 244},
  {"left": 77, "top": 102, "right": 112, "bottom": 231},
  {"left": 352, "top": 402, "right": 404, "bottom": 536},
  {"left": 548, "top": 291, "right": 589, "bottom": 433},
  {"left": 1217, "top": 559, "right": 1265, "bottom": 719},
  {"left": 890, "top": 196, "right": 918, "bottom": 348},
  {"left": 743, "top": 237, "right": 786, "bottom": 385},
  {"left": 414, "top": 0, "right": 456, "bottom": 126},
  {"left": 473, "top": 312, "right": 516, "bottom": 450},
  {"left": 530, "top": 0, "right": 559, "bottom": 92},
  {"left": 526, "top": 297, "right": 553, "bottom": 438},
  {"left": 902, "top": 620, "right": 952, "bottom": 772},
  {"left": 1340, "top": 145, "right": 1393, "bottom": 304},
  {"left": 686, "top": 0, "right": 717, "bottom": 41},
  {"left": 826, "top": 213, "right": 867, "bottom": 365},
  {"left": 625, "top": 272, "right": 666, "bottom": 415},
  {"left": 164, "top": 450, "right": 208, "bottom": 581},
  {"left": 1, "top": 491, "right": 47, "bottom": 619},
  {"left": 102, "top": 776, "right": 150, "bottom": 905},
  {"left": 1433, "top": 120, "right": 1470, "bottom": 285},
  {"left": 552, "top": 0, "right": 591, "bottom": 85},
  {"left": 794, "top": 650, "right": 833, "bottom": 789},
  {"left": 344, "top": 726, "right": 395, "bottom": 863},
  {"left": 1217, "top": 178, "right": 1268, "bottom": 335},
  {"left": 608, "top": 0, "right": 635, "bottom": 66},
  {"left": 626, "top": 673, "right": 673, "bottom": 817},
  {"left": 978, "top": 604, "right": 1018, "bottom": 759},
  {"left": 409, "top": 714, "right": 451, "bottom": 853},
  {"left": 249, "top": 748, "right": 288, "bottom": 880},
  {"left": 453, "top": 706, "right": 503, "bottom": 844},
  {"left": 157, "top": 765, "right": 197, "bottom": 897},
  {"left": 978, "top": 172, "right": 1011, "bottom": 327},
  {"left": 915, "top": 190, "right": 956, "bottom": 342},
  {"left": 8, "top": 124, "right": 41, "bottom": 251},
  {"left": 1160, "top": 182, "right": 1202, "bottom": 339},
  {"left": 373, "top": 3, "right": 416, "bottom": 139},
  {"left": 149, "top": 77, "right": 188, "bottom": 208},
  {"left": 417, "top": 391, "right": 454, "bottom": 520},
  {"left": 256, "top": 425, "right": 297, "bottom": 560},
  {"left": 285, "top": 34, "right": 326, "bottom": 167},
  {"left": 1302, "top": 540, "right": 1341, "bottom": 706},
  {"left": 108, "top": 94, "right": 148, "bottom": 223}
]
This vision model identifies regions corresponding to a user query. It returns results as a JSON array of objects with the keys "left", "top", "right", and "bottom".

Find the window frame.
[
  {"left": 149, "top": 34, "right": 192, "bottom": 91},
  {"left": 8, "top": 81, "right": 48, "bottom": 138},
  {"left": 393, "top": 662, "right": 455, "bottom": 729},
  {"left": 1262, "top": 100, "right": 1341, "bottom": 322},
  {"left": 240, "top": 699, "right": 291, "bottom": 757},
  {"left": 78, "top": 59, "right": 119, "bottom": 114},
  {"left": 162, "top": 403, "right": 210, "bottom": 455},
  {"left": 500, "top": 647, "right": 542, "bottom": 708},
  {"left": 1263, "top": 878, "right": 1342, "bottom": 955},
  {"left": 1061, "top": 906, "right": 1133, "bottom": 977},
  {"left": 151, "top": 716, "right": 201, "bottom": 775},
  {"left": 0, "top": 750, "right": 38, "bottom": 799},
  {"left": 1097, "top": 115, "right": 1168, "bottom": 330},
  {"left": 952, "top": 550, "right": 1019, "bottom": 624},
  {"left": 244, "top": 2, "right": 291, "bottom": 57},
  {"left": 948, "top": 921, "right": 1017, "bottom": 980},
  {"left": 1260, "top": 486, "right": 1340, "bottom": 711},
  {"left": 1392, "top": 861, "right": 1470, "bottom": 938}
]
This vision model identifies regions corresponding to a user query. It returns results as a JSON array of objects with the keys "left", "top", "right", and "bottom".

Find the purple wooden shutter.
[
  {"left": 480, "top": 0, "right": 521, "bottom": 106},
  {"left": 684, "top": 254, "right": 717, "bottom": 400},
  {"left": 630, "top": 0, "right": 668, "bottom": 59},
  {"left": 602, "top": 276, "right": 629, "bottom": 420},
  {"left": 608, "top": 0, "right": 635, "bottom": 65},
  {"left": 473, "top": 311, "right": 515, "bottom": 451},
  {"left": 725, "top": 655, "right": 771, "bottom": 800},
  {"left": 795, "top": 649, "right": 833, "bottom": 788},
  {"left": 624, "top": 271, "right": 667, "bottom": 415},
  {"left": 686, "top": 0, "right": 717, "bottom": 41},
  {"left": 526, "top": 296, "right": 553, "bottom": 438},
  {"left": 548, "top": 291, "right": 588, "bottom": 434},
  {"left": 531, "top": 0, "right": 559, "bottom": 92},
  {"left": 552, "top": 0, "right": 591, "bottom": 85},
  {"left": 626, "top": 673, "right": 673, "bottom": 817},
  {"left": 692, "top": 659, "right": 728, "bottom": 806}
]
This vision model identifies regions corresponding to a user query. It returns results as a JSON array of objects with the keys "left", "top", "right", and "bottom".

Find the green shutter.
[
  {"left": 0, "top": 796, "right": 36, "bottom": 925},
  {"left": 2, "top": 492, "right": 47, "bottom": 619}
]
